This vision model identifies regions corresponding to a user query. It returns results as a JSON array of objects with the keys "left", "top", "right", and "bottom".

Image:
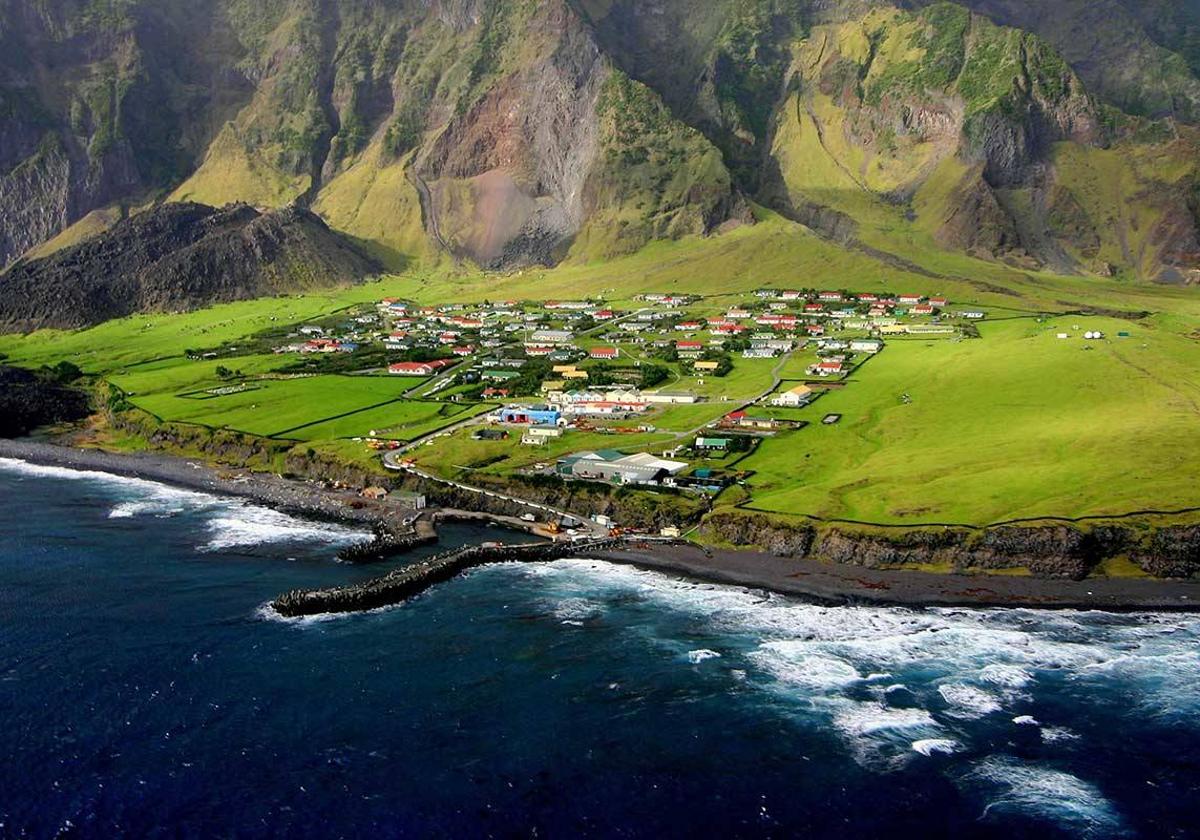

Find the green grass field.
[
  {"left": 409, "top": 426, "right": 677, "bottom": 481},
  {"left": 108, "top": 355, "right": 284, "bottom": 396},
  {"left": 132, "top": 375, "right": 417, "bottom": 439},
  {"left": 2, "top": 203, "right": 1199, "bottom": 529},
  {"left": 738, "top": 316, "right": 1200, "bottom": 525},
  {"left": 288, "top": 400, "right": 494, "bottom": 442}
]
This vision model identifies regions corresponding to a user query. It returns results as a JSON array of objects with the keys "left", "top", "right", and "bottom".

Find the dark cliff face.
[
  {"left": 0, "top": 366, "right": 90, "bottom": 437},
  {"left": 0, "top": 0, "right": 255, "bottom": 267},
  {"left": 0, "top": 202, "right": 377, "bottom": 332},
  {"left": 701, "top": 512, "right": 1199, "bottom": 581}
]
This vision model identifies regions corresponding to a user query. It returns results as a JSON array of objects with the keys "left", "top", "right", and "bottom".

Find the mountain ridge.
[
  {"left": 0, "top": 202, "right": 377, "bottom": 332},
  {"left": 0, "top": 0, "right": 1198, "bottom": 286}
]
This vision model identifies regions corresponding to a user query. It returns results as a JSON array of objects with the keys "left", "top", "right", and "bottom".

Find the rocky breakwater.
[
  {"left": 337, "top": 521, "right": 438, "bottom": 565},
  {"left": 272, "top": 538, "right": 626, "bottom": 618}
]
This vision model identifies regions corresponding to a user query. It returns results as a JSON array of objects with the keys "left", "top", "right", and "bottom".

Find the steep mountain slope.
[
  {"left": 755, "top": 4, "right": 1200, "bottom": 281},
  {"left": 1, "top": 0, "right": 1199, "bottom": 284},
  {"left": 168, "top": 0, "right": 744, "bottom": 268},
  {"left": 935, "top": 0, "right": 1200, "bottom": 123},
  {"left": 0, "top": 202, "right": 377, "bottom": 331},
  {"left": 0, "top": 0, "right": 255, "bottom": 267}
]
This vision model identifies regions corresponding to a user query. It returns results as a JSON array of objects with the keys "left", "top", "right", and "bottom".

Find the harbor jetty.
[
  {"left": 272, "top": 537, "right": 627, "bottom": 617},
  {"left": 337, "top": 520, "right": 438, "bottom": 564}
]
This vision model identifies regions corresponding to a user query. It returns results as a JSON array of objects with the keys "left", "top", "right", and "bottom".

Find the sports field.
[{"left": 132, "top": 375, "right": 417, "bottom": 439}]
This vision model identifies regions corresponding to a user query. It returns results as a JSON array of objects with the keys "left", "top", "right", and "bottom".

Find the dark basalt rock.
[
  {"left": 700, "top": 511, "right": 816, "bottom": 558},
  {"left": 701, "top": 513, "right": 1197, "bottom": 581},
  {"left": 1134, "top": 526, "right": 1200, "bottom": 578},
  {"left": 337, "top": 523, "right": 438, "bottom": 564},
  {"left": 0, "top": 365, "right": 89, "bottom": 437},
  {"left": 272, "top": 537, "right": 627, "bottom": 617},
  {"left": 0, "top": 202, "right": 378, "bottom": 333}
]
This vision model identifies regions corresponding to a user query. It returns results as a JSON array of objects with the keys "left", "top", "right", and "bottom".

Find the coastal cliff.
[
  {"left": 0, "top": 365, "right": 89, "bottom": 437},
  {"left": 701, "top": 511, "right": 1199, "bottom": 580}
]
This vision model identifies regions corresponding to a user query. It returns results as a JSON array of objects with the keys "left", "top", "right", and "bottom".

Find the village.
[{"left": 243, "top": 285, "right": 988, "bottom": 534}]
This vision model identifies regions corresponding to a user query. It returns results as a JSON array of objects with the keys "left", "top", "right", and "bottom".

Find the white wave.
[
  {"left": 1042, "top": 726, "right": 1081, "bottom": 743},
  {"left": 687, "top": 649, "right": 722, "bottom": 664},
  {"left": 749, "top": 643, "right": 861, "bottom": 691},
  {"left": 2, "top": 457, "right": 220, "bottom": 510},
  {"left": 938, "top": 683, "right": 1003, "bottom": 718},
  {"left": 488, "top": 558, "right": 1200, "bottom": 767},
  {"left": 980, "top": 664, "right": 1034, "bottom": 689},
  {"left": 552, "top": 597, "right": 605, "bottom": 623},
  {"left": 108, "top": 483, "right": 216, "bottom": 519},
  {"left": 203, "top": 506, "right": 364, "bottom": 551},
  {"left": 965, "top": 757, "right": 1123, "bottom": 836},
  {"left": 254, "top": 600, "right": 402, "bottom": 626},
  {"left": 1, "top": 456, "right": 368, "bottom": 551},
  {"left": 912, "top": 738, "right": 961, "bottom": 756},
  {"left": 1013, "top": 715, "right": 1040, "bottom": 726},
  {"left": 833, "top": 704, "right": 940, "bottom": 738}
]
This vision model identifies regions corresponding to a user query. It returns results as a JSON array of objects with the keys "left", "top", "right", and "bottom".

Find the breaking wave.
[
  {"left": 965, "top": 757, "right": 1125, "bottom": 836},
  {"left": 0, "top": 457, "right": 366, "bottom": 552},
  {"left": 488, "top": 558, "right": 1199, "bottom": 829}
]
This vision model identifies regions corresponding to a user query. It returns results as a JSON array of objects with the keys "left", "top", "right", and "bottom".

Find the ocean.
[{"left": 1, "top": 457, "right": 1198, "bottom": 838}]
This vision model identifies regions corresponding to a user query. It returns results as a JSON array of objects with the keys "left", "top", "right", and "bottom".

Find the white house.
[
  {"left": 772, "top": 385, "right": 815, "bottom": 407},
  {"left": 849, "top": 338, "right": 884, "bottom": 354}
]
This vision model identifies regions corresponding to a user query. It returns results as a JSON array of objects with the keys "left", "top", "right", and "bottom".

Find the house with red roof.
[
  {"left": 808, "top": 360, "right": 844, "bottom": 377},
  {"left": 389, "top": 361, "right": 436, "bottom": 376}
]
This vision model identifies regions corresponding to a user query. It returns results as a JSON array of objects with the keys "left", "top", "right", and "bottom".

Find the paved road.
[
  {"left": 376, "top": 306, "right": 792, "bottom": 533},
  {"left": 383, "top": 451, "right": 606, "bottom": 536}
]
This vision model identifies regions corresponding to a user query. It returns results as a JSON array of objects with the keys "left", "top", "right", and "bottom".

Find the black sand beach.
[{"left": 3, "top": 438, "right": 1199, "bottom": 611}]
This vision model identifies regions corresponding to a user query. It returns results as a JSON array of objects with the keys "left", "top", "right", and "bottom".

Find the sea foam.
[
  {"left": 965, "top": 757, "right": 1124, "bottom": 836},
  {"left": 0, "top": 457, "right": 367, "bottom": 551},
  {"left": 494, "top": 558, "right": 1200, "bottom": 777}
]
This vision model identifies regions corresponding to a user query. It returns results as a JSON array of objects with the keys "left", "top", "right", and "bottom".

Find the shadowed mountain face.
[
  {"left": 0, "top": 203, "right": 377, "bottom": 332},
  {"left": 1, "top": 0, "right": 1198, "bottom": 283}
]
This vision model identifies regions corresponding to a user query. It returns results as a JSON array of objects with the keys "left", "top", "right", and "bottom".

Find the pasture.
[{"left": 738, "top": 316, "right": 1200, "bottom": 525}]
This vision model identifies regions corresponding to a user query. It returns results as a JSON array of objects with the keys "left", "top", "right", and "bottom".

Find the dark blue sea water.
[{"left": 2, "top": 458, "right": 1199, "bottom": 839}]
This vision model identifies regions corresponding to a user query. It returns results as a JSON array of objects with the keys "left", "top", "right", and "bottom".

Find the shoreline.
[
  {"left": 586, "top": 545, "right": 1200, "bottom": 612},
  {"left": 2, "top": 438, "right": 1199, "bottom": 612},
  {"left": 0, "top": 437, "right": 441, "bottom": 533}
]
